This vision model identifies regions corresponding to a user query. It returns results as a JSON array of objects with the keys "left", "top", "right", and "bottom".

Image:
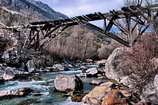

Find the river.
[{"left": 0, "top": 72, "right": 96, "bottom": 105}]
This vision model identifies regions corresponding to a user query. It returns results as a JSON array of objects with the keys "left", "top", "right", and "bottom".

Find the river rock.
[
  {"left": 85, "top": 59, "right": 93, "bottom": 63},
  {"left": 90, "top": 80, "right": 102, "bottom": 85},
  {"left": 2, "top": 50, "right": 9, "bottom": 59},
  {"left": 80, "top": 66, "right": 87, "bottom": 70},
  {"left": 3, "top": 67, "right": 15, "bottom": 80},
  {"left": 86, "top": 68, "right": 98, "bottom": 77},
  {"left": 53, "top": 64, "right": 65, "bottom": 71},
  {"left": 0, "top": 88, "right": 32, "bottom": 99},
  {"left": 54, "top": 75, "right": 83, "bottom": 92},
  {"left": 26, "top": 60, "right": 36, "bottom": 72},
  {"left": 2, "top": 47, "right": 17, "bottom": 60}
]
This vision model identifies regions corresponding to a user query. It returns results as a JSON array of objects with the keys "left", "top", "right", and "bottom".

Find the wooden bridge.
[{"left": 1, "top": 4, "right": 158, "bottom": 50}]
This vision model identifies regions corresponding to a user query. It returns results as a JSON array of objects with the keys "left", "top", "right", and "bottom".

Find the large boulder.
[
  {"left": 26, "top": 60, "right": 36, "bottom": 72},
  {"left": 1, "top": 47, "right": 20, "bottom": 67},
  {"left": 141, "top": 74, "right": 158, "bottom": 104},
  {"left": 54, "top": 75, "right": 83, "bottom": 92},
  {"left": 2, "top": 47, "right": 17, "bottom": 60},
  {"left": 81, "top": 81, "right": 133, "bottom": 105},
  {"left": 104, "top": 47, "right": 158, "bottom": 104},
  {"left": 3, "top": 67, "right": 15, "bottom": 80},
  {"left": 81, "top": 82, "right": 114, "bottom": 105},
  {"left": 101, "top": 89, "right": 129, "bottom": 105},
  {"left": 86, "top": 68, "right": 98, "bottom": 77},
  {"left": 104, "top": 47, "right": 134, "bottom": 87}
]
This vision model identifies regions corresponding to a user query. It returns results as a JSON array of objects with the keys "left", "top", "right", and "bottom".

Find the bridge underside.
[{"left": 1, "top": 5, "right": 158, "bottom": 51}]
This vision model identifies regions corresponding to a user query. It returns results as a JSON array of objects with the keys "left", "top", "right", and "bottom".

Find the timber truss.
[{"left": 2, "top": 4, "right": 158, "bottom": 50}]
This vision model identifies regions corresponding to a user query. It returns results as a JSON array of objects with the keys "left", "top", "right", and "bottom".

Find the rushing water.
[{"left": 0, "top": 71, "right": 96, "bottom": 105}]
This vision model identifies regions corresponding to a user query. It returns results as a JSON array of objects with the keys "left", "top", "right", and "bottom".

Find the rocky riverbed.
[
  {"left": 0, "top": 71, "right": 100, "bottom": 105},
  {"left": 0, "top": 58, "right": 106, "bottom": 105}
]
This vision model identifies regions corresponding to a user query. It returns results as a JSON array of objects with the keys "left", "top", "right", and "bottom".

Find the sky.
[
  {"left": 39, "top": 0, "right": 124, "bottom": 17},
  {"left": 39, "top": 0, "right": 124, "bottom": 27}
]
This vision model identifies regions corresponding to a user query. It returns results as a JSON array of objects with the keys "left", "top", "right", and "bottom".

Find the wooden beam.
[
  {"left": 44, "top": 25, "right": 61, "bottom": 38},
  {"left": 87, "top": 23, "right": 130, "bottom": 47},
  {"left": 105, "top": 16, "right": 117, "bottom": 32},
  {"left": 131, "top": 24, "right": 150, "bottom": 46}
]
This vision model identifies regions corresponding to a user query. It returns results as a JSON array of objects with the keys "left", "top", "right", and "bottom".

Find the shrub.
[
  {"left": 120, "top": 34, "right": 158, "bottom": 93},
  {"left": 97, "top": 42, "right": 122, "bottom": 59},
  {"left": 44, "top": 25, "right": 101, "bottom": 60}
]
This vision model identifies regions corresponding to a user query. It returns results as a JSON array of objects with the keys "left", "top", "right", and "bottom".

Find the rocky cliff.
[{"left": 0, "top": 0, "right": 67, "bottom": 26}]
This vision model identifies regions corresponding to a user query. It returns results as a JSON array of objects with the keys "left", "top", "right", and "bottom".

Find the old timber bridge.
[{"left": 1, "top": 4, "right": 158, "bottom": 51}]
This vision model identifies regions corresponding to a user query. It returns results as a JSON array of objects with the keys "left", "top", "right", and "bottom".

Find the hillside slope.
[{"left": 0, "top": 0, "right": 67, "bottom": 26}]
